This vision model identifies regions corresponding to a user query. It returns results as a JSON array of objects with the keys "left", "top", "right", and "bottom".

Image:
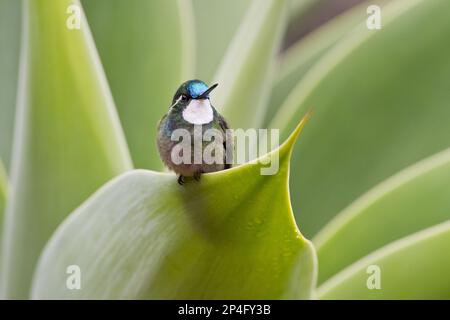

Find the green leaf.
[
  {"left": 192, "top": 0, "right": 252, "bottom": 82},
  {"left": 0, "top": 159, "right": 7, "bottom": 288},
  {"left": 317, "top": 220, "right": 450, "bottom": 299},
  {"left": 265, "top": 0, "right": 378, "bottom": 126},
  {"left": 0, "top": 0, "right": 21, "bottom": 170},
  {"left": 0, "top": 158, "right": 7, "bottom": 231},
  {"left": 1, "top": 0, "right": 132, "bottom": 299},
  {"left": 314, "top": 148, "right": 450, "bottom": 284},
  {"left": 82, "top": 0, "right": 195, "bottom": 170},
  {"left": 213, "top": 0, "right": 288, "bottom": 129},
  {"left": 0, "top": 159, "right": 9, "bottom": 289},
  {"left": 31, "top": 118, "right": 317, "bottom": 299},
  {"left": 270, "top": 0, "right": 450, "bottom": 236}
]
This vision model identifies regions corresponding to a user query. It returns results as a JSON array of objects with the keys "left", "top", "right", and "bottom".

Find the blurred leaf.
[
  {"left": 0, "top": 159, "right": 6, "bottom": 288},
  {"left": 82, "top": 0, "right": 195, "bottom": 170},
  {"left": 270, "top": 0, "right": 450, "bottom": 236},
  {"left": 192, "top": 0, "right": 251, "bottom": 81},
  {"left": 213, "top": 0, "right": 288, "bottom": 129},
  {"left": 31, "top": 118, "right": 317, "bottom": 299},
  {"left": 0, "top": 0, "right": 21, "bottom": 170},
  {"left": 288, "top": 0, "right": 316, "bottom": 21},
  {"left": 317, "top": 220, "right": 450, "bottom": 299},
  {"left": 266, "top": 0, "right": 382, "bottom": 126},
  {"left": 192, "top": 0, "right": 312, "bottom": 82},
  {"left": 0, "top": 159, "right": 6, "bottom": 230},
  {"left": 1, "top": 0, "right": 132, "bottom": 299},
  {"left": 315, "top": 149, "right": 450, "bottom": 284}
]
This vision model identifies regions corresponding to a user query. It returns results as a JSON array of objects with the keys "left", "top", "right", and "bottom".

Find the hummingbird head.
[
  {"left": 170, "top": 79, "right": 218, "bottom": 108},
  {"left": 169, "top": 80, "right": 219, "bottom": 125}
]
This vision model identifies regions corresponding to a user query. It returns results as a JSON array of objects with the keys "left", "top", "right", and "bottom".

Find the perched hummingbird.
[{"left": 157, "top": 80, "right": 232, "bottom": 185}]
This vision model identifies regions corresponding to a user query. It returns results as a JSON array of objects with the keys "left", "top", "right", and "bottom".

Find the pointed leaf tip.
[
  {"left": 31, "top": 112, "right": 317, "bottom": 299},
  {"left": 278, "top": 111, "right": 311, "bottom": 159}
]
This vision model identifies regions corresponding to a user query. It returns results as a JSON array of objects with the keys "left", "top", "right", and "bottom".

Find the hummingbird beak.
[{"left": 198, "top": 83, "right": 218, "bottom": 99}]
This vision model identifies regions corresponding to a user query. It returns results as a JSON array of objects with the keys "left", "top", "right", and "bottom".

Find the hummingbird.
[{"left": 157, "top": 79, "right": 232, "bottom": 185}]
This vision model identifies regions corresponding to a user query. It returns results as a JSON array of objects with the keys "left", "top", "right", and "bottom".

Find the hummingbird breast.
[{"left": 157, "top": 110, "right": 228, "bottom": 177}]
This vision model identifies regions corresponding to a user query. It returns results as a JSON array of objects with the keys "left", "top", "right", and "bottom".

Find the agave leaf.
[
  {"left": 315, "top": 149, "right": 450, "bottom": 284},
  {"left": 192, "top": 0, "right": 252, "bottom": 81},
  {"left": 266, "top": 0, "right": 385, "bottom": 126},
  {"left": 213, "top": 0, "right": 288, "bottom": 129},
  {"left": 1, "top": 0, "right": 132, "bottom": 299},
  {"left": 0, "top": 0, "right": 21, "bottom": 169},
  {"left": 82, "top": 0, "right": 195, "bottom": 170},
  {"left": 270, "top": 0, "right": 450, "bottom": 236},
  {"left": 31, "top": 118, "right": 317, "bottom": 299},
  {"left": 317, "top": 220, "right": 450, "bottom": 299}
]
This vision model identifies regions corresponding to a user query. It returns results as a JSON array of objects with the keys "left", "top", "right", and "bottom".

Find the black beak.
[{"left": 198, "top": 83, "right": 218, "bottom": 99}]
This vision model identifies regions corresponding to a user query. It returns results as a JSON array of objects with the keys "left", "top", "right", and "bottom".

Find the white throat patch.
[{"left": 182, "top": 99, "right": 214, "bottom": 124}]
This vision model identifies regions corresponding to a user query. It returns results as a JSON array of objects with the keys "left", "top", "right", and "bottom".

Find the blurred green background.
[{"left": 1, "top": 0, "right": 450, "bottom": 300}]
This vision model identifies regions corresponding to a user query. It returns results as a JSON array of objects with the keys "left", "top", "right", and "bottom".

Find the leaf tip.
[{"left": 279, "top": 110, "right": 311, "bottom": 158}]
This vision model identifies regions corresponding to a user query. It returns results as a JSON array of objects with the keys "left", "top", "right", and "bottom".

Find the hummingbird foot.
[
  {"left": 194, "top": 171, "right": 203, "bottom": 182},
  {"left": 177, "top": 175, "right": 185, "bottom": 185}
]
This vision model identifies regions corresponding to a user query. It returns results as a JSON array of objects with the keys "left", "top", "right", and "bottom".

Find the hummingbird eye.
[{"left": 180, "top": 94, "right": 189, "bottom": 101}]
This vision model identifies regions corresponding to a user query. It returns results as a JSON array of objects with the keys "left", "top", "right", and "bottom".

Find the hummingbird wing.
[{"left": 217, "top": 114, "right": 233, "bottom": 169}]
